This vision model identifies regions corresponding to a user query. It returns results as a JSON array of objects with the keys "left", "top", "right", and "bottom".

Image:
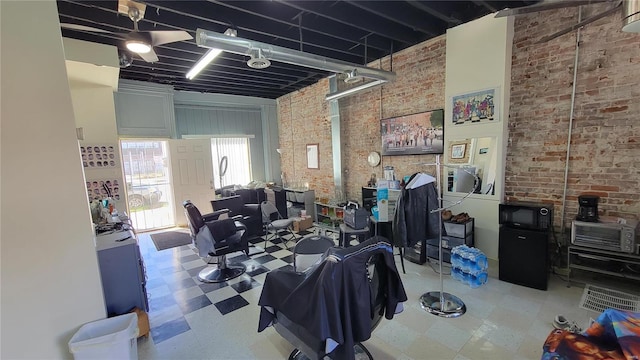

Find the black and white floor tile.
[{"left": 136, "top": 227, "right": 599, "bottom": 360}]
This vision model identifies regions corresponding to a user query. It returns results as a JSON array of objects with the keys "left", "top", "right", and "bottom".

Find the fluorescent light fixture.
[
  {"left": 186, "top": 48, "right": 223, "bottom": 79},
  {"left": 126, "top": 40, "right": 151, "bottom": 54},
  {"left": 325, "top": 80, "right": 386, "bottom": 101},
  {"left": 186, "top": 28, "right": 236, "bottom": 80},
  {"left": 195, "top": 28, "right": 395, "bottom": 100}
]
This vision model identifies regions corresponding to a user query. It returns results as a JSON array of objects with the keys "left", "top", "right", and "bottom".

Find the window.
[
  {"left": 211, "top": 137, "right": 252, "bottom": 188},
  {"left": 120, "top": 140, "right": 175, "bottom": 231}
]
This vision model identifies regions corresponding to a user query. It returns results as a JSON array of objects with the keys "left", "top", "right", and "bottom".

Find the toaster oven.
[{"left": 571, "top": 219, "right": 639, "bottom": 254}]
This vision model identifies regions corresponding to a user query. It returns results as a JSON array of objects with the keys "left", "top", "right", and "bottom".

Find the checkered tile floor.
[
  {"left": 135, "top": 226, "right": 608, "bottom": 360},
  {"left": 138, "top": 228, "right": 326, "bottom": 345}
]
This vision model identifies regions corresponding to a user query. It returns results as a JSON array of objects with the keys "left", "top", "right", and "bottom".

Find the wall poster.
[
  {"left": 451, "top": 88, "right": 498, "bottom": 125},
  {"left": 86, "top": 179, "right": 121, "bottom": 202},
  {"left": 80, "top": 144, "right": 119, "bottom": 169}
]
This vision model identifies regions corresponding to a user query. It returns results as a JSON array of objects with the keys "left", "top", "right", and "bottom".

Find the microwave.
[
  {"left": 571, "top": 220, "right": 639, "bottom": 254},
  {"left": 499, "top": 202, "right": 553, "bottom": 231}
]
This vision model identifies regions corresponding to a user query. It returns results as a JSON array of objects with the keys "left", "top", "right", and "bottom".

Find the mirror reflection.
[{"left": 447, "top": 137, "right": 497, "bottom": 196}]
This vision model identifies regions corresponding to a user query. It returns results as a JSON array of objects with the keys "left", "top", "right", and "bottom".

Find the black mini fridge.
[{"left": 499, "top": 226, "right": 549, "bottom": 290}]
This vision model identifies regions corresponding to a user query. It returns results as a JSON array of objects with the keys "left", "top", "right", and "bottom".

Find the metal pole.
[
  {"left": 419, "top": 154, "right": 466, "bottom": 318},
  {"left": 560, "top": 6, "right": 582, "bottom": 238}
]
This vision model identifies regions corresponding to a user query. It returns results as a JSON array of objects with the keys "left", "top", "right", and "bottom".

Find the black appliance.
[
  {"left": 362, "top": 187, "right": 377, "bottom": 213},
  {"left": 499, "top": 202, "right": 553, "bottom": 231},
  {"left": 576, "top": 194, "right": 599, "bottom": 222},
  {"left": 499, "top": 227, "right": 549, "bottom": 290}
]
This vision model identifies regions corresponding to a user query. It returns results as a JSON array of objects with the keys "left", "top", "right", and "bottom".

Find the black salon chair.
[
  {"left": 292, "top": 234, "right": 335, "bottom": 273},
  {"left": 183, "top": 200, "right": 250, "bottom": 283},
  {"left": 258, "top": 237, "right": 408, "bottom": 359}
]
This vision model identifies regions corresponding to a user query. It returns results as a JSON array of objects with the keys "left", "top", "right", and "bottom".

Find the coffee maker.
[{"left": 577, "top": 194, "right": 599, "bottom": 222}]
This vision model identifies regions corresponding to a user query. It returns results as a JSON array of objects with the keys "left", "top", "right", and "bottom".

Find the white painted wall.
[
  {"left": 443, "top": 14, "right": 514, "bottom": 260},
  {"left": 71, "top": 86, "right": 126, "bottom": 212},
  {"left": 1, "top": 2, "right": 106, "bottom": 358}
]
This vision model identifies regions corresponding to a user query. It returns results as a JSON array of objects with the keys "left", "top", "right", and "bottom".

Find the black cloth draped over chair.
[{"left": 258, "top": 236, "right": 408, "bottom": 359}]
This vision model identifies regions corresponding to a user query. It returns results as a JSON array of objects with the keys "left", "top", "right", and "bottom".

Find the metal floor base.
[
  {"left": 288, "top": 343, "right": 373, "bottom": 360},
  {"left": 420, "top": 291, "right": 466, "bottom": 318},
  {"left": 198, "top": 263, "right": 246, "bottom": 283}
]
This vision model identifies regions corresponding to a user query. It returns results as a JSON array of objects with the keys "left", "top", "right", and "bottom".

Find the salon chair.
[
  {"left": 183, "top": 200, "right": 249, "bottom": 283},
  {"left": 292, "top": 234, "right": 335, "bottom": 273},
  {"left": 258, "top": 236, "right": 408, "bottom": 359},
  {"left": 211, "top": 195, "right": 264, "bottom": 237}
]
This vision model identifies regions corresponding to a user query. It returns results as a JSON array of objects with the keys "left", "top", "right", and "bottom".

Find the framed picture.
[
  {"left": 451, "top": 87, "right": 498, "bottom": 125},
  {"left": 448, "top": 139, "right": 472, "bottom": 164},
  {"left": 307, "top": 144, "right": 319, "bottom": 169},
  {"left": 380, "top": 109, "right": 444, "bottom": 156},
  {"left": 451, "top": 144, "right": 466, "bottom": 159}
]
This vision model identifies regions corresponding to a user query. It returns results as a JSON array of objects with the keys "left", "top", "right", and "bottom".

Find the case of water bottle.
[{"left": 450, "top": 245, "right": 488, "bottom": 288}]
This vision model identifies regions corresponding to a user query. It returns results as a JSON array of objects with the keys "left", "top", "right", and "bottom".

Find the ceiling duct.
[
  {"left": 622, "top": 0, "right": 640, "bottom": 32},
  {"left": 195, "top": 28, "right": 395, "bottom": 100}
]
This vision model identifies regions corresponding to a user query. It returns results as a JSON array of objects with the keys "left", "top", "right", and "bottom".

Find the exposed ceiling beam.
[
  {"left": 406, "top": 0, "right": 464, "bottom": 26},
  {"left": 202, "top": 0, "right": 392, "bottom": 53},
  {"left": 344, "top": 0, "right": 442, "bottom": 37},
  {"left": 472, "top": 0, "right": 498, "bottom": 12},
  {"left": 276, "top": 0, "right": 422, "bottom": 45}
]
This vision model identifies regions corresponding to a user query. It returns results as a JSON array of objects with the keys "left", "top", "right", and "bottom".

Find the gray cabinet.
[{"left": 96, "top": 231, "right": 148, "bottom": 316}]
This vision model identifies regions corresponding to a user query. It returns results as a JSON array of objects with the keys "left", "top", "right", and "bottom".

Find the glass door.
[{"left": 120, "top": 140, "right": 175, "bottom": 231}]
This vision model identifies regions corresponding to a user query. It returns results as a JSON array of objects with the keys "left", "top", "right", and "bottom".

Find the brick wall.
[
  {"left": 277, "top": 36, "right": 447, "bottom": 203},
  {"left": 277, "top": 78, "right": 336, "bottom": 199},
  {"left": 507, "top": 4, "right": 640, "bottom": 229},
  {"left": 278, "top": 5, "right": 640, "bottom": 228}
]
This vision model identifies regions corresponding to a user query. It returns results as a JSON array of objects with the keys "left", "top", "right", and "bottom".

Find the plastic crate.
[{"left": 443, "top": 218, "right": 474, "bottom": 238}]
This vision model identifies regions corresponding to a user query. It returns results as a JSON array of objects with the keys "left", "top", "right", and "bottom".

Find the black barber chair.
[
  {"left": 258, "top": 237, "right": 408, "bottom": 359},
  {"left": 183, "top": 200, "right": 249, "bottom": 283}
]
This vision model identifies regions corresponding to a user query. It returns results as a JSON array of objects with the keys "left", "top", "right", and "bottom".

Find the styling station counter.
[{"left": 95, "top": 229, "right": 148, "bottom": 316}]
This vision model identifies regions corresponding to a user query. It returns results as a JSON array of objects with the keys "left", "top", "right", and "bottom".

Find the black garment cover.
[
  {"left": 257, "top": 237, "right": 408, "bottom": 359},
  {"left": 392, "top": 175, "right": 441, "bottom": 248}
]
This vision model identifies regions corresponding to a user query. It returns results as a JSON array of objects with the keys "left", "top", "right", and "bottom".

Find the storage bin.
[
  {"left": 443, "top": 218, "right": 474, "bottom": 238},
  {"left": 68, "top": 313, "right": 139, "bottom": 360},
  {"left": 344, "top": 207, "right": 369, "bottom": 230}
]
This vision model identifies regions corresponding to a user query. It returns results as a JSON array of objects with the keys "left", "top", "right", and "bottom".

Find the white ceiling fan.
[
  {"left": 61, "top": 0, "right": 192, "bottom": 63},
  {"left": 495, "top": 0, "right": 640, "bottom": 42}
]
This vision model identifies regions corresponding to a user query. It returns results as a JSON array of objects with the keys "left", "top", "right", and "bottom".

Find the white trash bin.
[{"left": 68, "top": 312, "right": 139, "bottom": 360}]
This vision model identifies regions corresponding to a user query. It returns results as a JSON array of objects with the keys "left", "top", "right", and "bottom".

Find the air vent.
[
  {"left": 343, "top": 70, "right": 363, "bottom": 84},
  {"left": 247, "top": 57, "right": 271, "bottom": 69}
]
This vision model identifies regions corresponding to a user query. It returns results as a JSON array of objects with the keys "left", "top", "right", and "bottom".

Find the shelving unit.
[
  {"left": 426, "top": 218, "right": 475, "bottom": 264},
  {"left": 362, "top": 187, "right": 377, "bottom": 212},
  {"left": 567, "top": 245, "right": 640, "bottom": 287},
  {"left": 314, "top": 202, "right": 344, "bottom": 234},
  {"left": 284, "top": 188, "right": 315, "bottom": 219},
  {"left": 404, "top": 218, "right": 475, "bottom": 265}
]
